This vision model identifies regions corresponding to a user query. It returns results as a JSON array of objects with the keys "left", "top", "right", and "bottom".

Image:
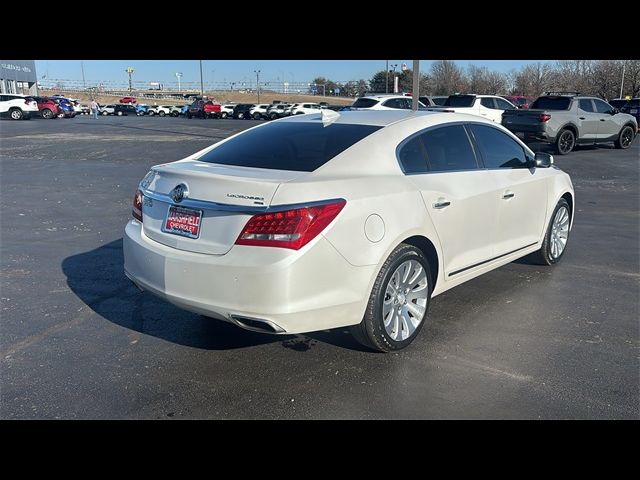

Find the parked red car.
[
  {"left": 119, "top": 97, "right": 137, "bottom": 104},
  {"left": 502, "top": 95, "right": 534, "bottom": 109},
  {"left": 34, "top": 96, "right": 63, "bottom": 119}
]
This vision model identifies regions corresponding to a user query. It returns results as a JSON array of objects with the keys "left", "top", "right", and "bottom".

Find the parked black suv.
[
  {"left": 609, "top": 98, "right": 640, "bottom": 125},
  {"left": 113, "top": 104, "right": 138, "bottom": 116},
  {"left": 233, "top": 104, "right": 255, "bottom": 119}
]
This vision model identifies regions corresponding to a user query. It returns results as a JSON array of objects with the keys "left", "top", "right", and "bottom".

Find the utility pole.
[
  {"left": 199, "top": 60, "right": 204, "bottom": 96},
  {"left": 126, "top": 67, "right": 134, "bottom": 94},
  {"left": 390, "top": 64, "right": 398, "bottom": 93},
  {"left": 385, "top": 60, "right": 389, "bottom": 93},
  {"left": 412, "top": 60, "right": 420, "bottom": 111},
  {"left": 619, "top": 60, "right": 626, "bottom": 99},
  {"left": 80, "top": 61, "right": 86, "bottom": 89},
  {"left": 175, "top": 72, "right": 183, "bottom": 92},
  {"left": 254, "top": 70, "right": 261, "bottom": 103}
]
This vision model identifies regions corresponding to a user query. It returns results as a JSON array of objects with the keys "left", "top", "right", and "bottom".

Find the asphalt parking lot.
[{"left": 1, "top": 114, "right": 638, "bottom": 419}]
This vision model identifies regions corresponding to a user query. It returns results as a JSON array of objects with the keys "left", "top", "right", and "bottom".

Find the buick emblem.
[{"left": 170, "top": 184, "right": 188, "bottom": 203}]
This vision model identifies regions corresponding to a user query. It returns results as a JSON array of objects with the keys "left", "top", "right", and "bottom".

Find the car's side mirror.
[{"left": 534, "top": 152, "right": 554, "bottom": 168}]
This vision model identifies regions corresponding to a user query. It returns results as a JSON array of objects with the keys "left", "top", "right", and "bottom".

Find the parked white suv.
[
  {"left": 100, "top": 104, "right": 116, "bottom": 115},
  {"left": 292, "top": 103, "right": 322, "bottom": 115},
  {"left": 220, "top": 104, "right": 235, "bottom": 119},
  {"left": 249, "top": 104, "right": 271, "bottom": 120},
  {"left": 148, "top": 105, "right": 172, "bottom": 117},
  {"left": 351, "top": 94, "right": 427, "bottom": 110},
  {"left": 0, "top": 94, "right": 39, "bottom": 120},
  {"left": 429, "top": 94, "right": 517, "bottom": 123}
]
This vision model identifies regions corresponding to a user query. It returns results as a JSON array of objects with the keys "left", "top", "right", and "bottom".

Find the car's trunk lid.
[{"left": 141, "top": 160, "right": 306, "bottom": 255}]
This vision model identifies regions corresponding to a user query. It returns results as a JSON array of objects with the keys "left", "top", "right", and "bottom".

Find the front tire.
[
  {"left": 42, "top": 108, "right": 54, "bottom": 119},
  {"left": 221, "top": 112, "right": 228, "bottom": 119},
  {"left": 614, "top": 125, "right": 635, "bottom": 149},
  {"left": 102, "top": 111, "right": 108, "bottom": 116},
  {"left": 238, "top": 112, "right": 244, "bottom": 119},
  {"left": 159, "top": 111, "right": 166, "bottom": 117},
  {"left": 350, "top": 244, "right": 432, "bottom": 352},
  {"left": 555, "top": 128, "right": 575, "bottom": 155},
  {"left": 532, "top": 198, "right": 571, "bottom": 265},
  {"left": 117, "top": 111, "right": 123, "bottom": 116}
]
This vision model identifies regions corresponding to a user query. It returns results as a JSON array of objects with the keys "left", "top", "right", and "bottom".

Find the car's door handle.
[
  {"left": 579, "top": 116, "right": 585, "bottom": 120},
  {"left": 502, "top": 191, "right": 515, "bottom": 199},
  {"left": 433, "top": 199, "right": 451, "bottom": 209}
]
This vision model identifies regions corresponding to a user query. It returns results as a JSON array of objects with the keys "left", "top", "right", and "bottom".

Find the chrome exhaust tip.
[{"left": 230, "top": 315, "right": 285, "bottom": 334}]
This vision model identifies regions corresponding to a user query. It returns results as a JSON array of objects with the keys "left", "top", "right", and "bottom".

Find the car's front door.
[
  {"left": 467, "top": 123, "right": 548, "bottom": 256},
  {"left": 592, "top": 99, "right": 620, "bottom": 139},
  {"left": 399, "top": 124, "right": 499, "bottom": 278}
]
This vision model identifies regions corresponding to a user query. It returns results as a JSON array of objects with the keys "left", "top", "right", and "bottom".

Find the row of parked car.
[{"left": 0, "top": 93, "right": 88, "bottom": 120}]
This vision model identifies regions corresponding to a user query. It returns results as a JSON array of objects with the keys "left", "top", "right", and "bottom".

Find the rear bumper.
[
  {"left": 502, "top": 123, "right": 552, "bottom": 142},
  {"left": 123, "top": 220, "right": 375, "bottom": 334}
]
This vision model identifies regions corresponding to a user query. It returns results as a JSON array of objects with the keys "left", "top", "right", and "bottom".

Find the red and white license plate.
[{"left": 162, "top": 205, "right": 202, "bottom": 239}]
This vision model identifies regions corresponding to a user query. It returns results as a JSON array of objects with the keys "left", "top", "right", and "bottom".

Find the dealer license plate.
[{"left": 162, "top": 205, "right": 202, "bottom": 239}]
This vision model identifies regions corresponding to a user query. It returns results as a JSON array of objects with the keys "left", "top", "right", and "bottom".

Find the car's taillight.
[
  {"left": 235, "top": 200, "right": 346, "bottom": 250},
  {"left": 132, "top": 189, "right": 143, "bottom": 222},
  {"left": 539, "top": 114, "right": 552, "bottom": 122}
]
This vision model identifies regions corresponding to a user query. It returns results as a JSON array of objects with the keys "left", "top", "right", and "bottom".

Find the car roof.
[
  {"left": 361, "top": 94, "right": 411, "bottom": 100},
  {"left": 275, "top": 109, "right": 491, "bottom": 127}
]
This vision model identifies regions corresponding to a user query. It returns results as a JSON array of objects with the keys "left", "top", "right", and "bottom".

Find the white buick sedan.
[{"left": 124, "top": 110, "right": 574, "bottom": 352}]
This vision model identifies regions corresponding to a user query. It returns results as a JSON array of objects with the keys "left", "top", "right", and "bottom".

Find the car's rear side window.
[
  {"left": 420, "top": 125, "right": 478, "bottom": 172},
  {"left": 198, "top": 122, "right": 382, "bottom": 172},
  {"left": 352, "top": 98, "right": 379, "bottom": 108},
  {"left": 530, "top": 97, "right": 571, "bottom": 110}
]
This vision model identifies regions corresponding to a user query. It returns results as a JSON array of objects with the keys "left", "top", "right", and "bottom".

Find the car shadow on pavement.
[
  {"left": 61, "top": 239, "right": 290, "bottom": 350},
  {"left": 61, "top": 238, "right": 371, "bottom": 352}
]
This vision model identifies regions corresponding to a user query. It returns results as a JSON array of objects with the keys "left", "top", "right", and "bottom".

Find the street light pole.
[
  {"left": 199, "top": 60, "right": 204, "bottom": 96},
  {"left": 175, "top": 72, "right": 183, "bottom": 92},
  {"left": 390, "top": 64, "right": 398, "bottom": 94},
  {"left": 412, "top": 60, "right": 420, "bottom": 111},
  {"left": 619, "top": 60, "right": 626, "bottom": 99},
  {"left": 385, "top": 60, "right": 389, "bottom": 93},
  {"left": 254, "top": 70, "right": 261, "bottom": 103},
  {"left": 126, "top": 67, "right": 134, "bottom": 95},
  {"left": 80, "top": 61, "right": 86, "bottom": 89}
]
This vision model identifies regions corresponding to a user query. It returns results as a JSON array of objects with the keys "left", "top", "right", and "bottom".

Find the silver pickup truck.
[{"left": 501, "top": 92, "right": 637, "bottom": 154}]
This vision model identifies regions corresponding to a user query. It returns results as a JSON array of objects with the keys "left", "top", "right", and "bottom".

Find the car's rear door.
[
  {"left": 467, "top": 123, "right": 548, "bottom": 256},
  {"left": 400, "top": 124, "right": 499, "bottom": 278},
  {"left": 577, "top": 99, "right": 598, "bottom": 142}
]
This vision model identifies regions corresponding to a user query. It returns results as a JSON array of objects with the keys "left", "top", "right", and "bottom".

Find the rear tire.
[
  {"left": 42, "top": 108, "right": 54, "bottom": 119},
  {"left": 9, "top": 108, "right": 23, "bottom": 120},
  {"left": 238, "top": 112, "right": 244, "bottom": 119},
  {"left": 532, "top": 198, "right": 571, "bottom": 265},
  {"left": 350, "top": 243, "right": 432, "bottom": 352},
  {"left": 270, "top": 113, "right": 278, "bottom": 120},
  {"left": 555, "top": 128, "right": 575, "bottom": 155},
  {"left": 614, "top": 125, "right": 635, "bottom": 149},
  {"left": 102, "top": 111, "right": 108, "bottom": 116},
  {"left": 253, "top": 112, "right": 261, "bottom": 120},
  {"left": 117, "top": 111, "right": 123, "bottom": 116},
  {"left": 221, "top": 112, "right": 228, "bottom": 119},
  {"left": 159, "top": 111, "right": 166, "bottom": 117}
]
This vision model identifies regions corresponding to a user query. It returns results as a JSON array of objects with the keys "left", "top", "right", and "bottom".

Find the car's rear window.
[
  {"left": 444, "top": 95, "right": 476, "bottom": 107},
  {"left": 352, "top": 98, "right": 379, "bottom": 108},
  {"left": 198, "top": 122, "right": 382, "bottom": 172},
  {"left": 530, "top": 97, "right": 571, "bottom": 110}
]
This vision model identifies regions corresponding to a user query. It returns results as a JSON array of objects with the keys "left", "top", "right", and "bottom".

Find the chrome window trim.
[
  {"left": 140, "top": 188, "right": 345, "bottom": 214},
  {"left": 396, "top": 120, "right": 535, "bottom": 176}
]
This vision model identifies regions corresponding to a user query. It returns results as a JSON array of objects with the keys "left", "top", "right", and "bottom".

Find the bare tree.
[
  {"left": 430, "top": 60, "right": 467, "bottom": 95},
  {"left": 622, "top": 60, "right": 640, "bottom": 97},
  {"left": 552, "top": 60, "right": 594, "bottom": 93},
  {"left": 591, "top": 60, "right": 623, "bottom": 100},
  {"left": 513, "top": 62, "right": 554, "bottom": 96}
]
